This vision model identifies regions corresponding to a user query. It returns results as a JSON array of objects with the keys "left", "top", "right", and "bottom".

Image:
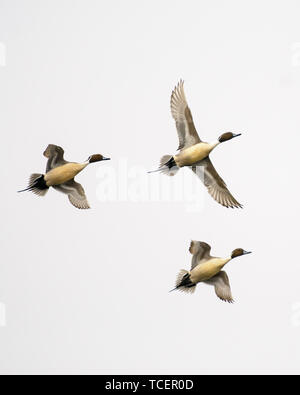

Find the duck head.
[
  {"left": 218, "top": 132, "right": 242, "bottom": 143},
  {"left": 231, "top": 248, "right": 252, "bottom": 259},
  {"left": 87, "top": 154, "right": 111, "bottom": 163}
]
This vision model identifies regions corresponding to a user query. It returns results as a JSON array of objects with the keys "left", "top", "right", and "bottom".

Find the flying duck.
[
  {"left": 149, "top": 80, "right": 243, "bottom": 208},
  {"left": 172, "top": 241, "right": 251, "bottom": 302},
  {"left": 18, "top": 144, "right": 110, "bottom": 209}
]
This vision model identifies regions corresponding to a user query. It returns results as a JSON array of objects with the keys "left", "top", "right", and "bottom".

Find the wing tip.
[{"left": 219, "top": 296, "right": 235, "bottom": 303}]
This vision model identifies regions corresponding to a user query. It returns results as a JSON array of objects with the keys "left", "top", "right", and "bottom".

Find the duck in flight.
[
  {"left": 172, "top": 241, "right": 251, "bottom": 302},
  {"left": 18, "top": 144, "right": 110, "bottom": 209},
  {"left": 149, "top": 80, "right": 243, "bottom": 208}
]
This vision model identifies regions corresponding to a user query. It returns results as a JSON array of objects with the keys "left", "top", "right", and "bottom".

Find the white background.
[{"left": 0, "top": 0, "right": 300, "bottom": 374}]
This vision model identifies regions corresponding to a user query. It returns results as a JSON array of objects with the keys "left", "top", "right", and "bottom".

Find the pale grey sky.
[{"left": 0, "top": 0, "right": 300, "bottom": 374}]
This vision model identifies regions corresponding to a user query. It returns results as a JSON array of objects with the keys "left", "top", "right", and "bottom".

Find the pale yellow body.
[
  {"left": 190, "top": 257, "right": 231, "bottom": 283},
  {"left": 174, "top": 142, "right": 219, "bottom": 167},
  {"left": 44, "top": 163, "right": 88, "bottom": 186}
]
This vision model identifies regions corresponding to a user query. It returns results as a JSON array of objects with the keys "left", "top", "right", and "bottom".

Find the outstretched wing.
[
  {"left": 170, "top": 80, "right": 201, "bottom": 150},
  {"left": 189, "top": 241, "right": 212, "bottom": 270},
  {"left": 43, "top": 144, "right": 68, "bottom": 172},
  {"left": 191, "top": 157, "right": 242, "bottom": 209},
  {"left": 205, "top": 271, "right": 234, "bottom": 303},
  {"left": 53, "top": 179, "right": 90, "bottom": 209}
]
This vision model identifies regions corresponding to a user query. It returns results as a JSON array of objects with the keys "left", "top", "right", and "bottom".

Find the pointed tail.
[
  {"left": 18, "top": 173, "right": 49, "bottom": 197},
  {"left": 170, "top": 270, "right": 196, "bottom": 294},
  {"left": 148, "top": 155, "right": 179, "bottom": 176}
]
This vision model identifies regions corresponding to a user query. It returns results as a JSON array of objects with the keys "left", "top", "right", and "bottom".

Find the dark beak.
[
  {"left": 232, "top": 133, "right": 242, "bottom": 138},
  {"left": 102, "top": 157, "right": 111, "bottom": 161},
  {"left": 243, "top": 251, "right": 252, "bottom": 255}
]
